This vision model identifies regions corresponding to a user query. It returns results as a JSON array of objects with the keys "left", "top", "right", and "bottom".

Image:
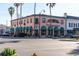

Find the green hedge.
[{"left": 0, "top": 48, "right": 16, "bottom": 56}]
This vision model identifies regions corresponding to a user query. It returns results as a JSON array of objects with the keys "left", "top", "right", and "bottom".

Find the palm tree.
[
  {"left": 20, "top": 3, "right": 24, "bottom": 18},
  {"left": 46, "top": 3, "right": 56, "bottom": 15},
  {"left": 46, "top": 3, "right": 56, "bottom": 37},
  {"left": 34, "top": 3, "right": 36, "bottom": 15},
  {"left": 8, "top": 6, "right": 15, "bottom": 36},
  {"left": 14, "top": 3, "right": 20, "bottom": 18},
  {"left": 8, "top": 6, "right": 15, "bottom": 20}
]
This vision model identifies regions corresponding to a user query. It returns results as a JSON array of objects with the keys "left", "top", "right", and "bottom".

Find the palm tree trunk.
[
  {"left": 16, "top": 7, "right": 18, "bottom": 18},
  {"left": 11, "top": 16, "right": 12, "bottom": 20},
  {"left": 20, "top": 4, "right": 22, "bottom": 18},
  {"left": 34, "top": 3, "right": 36, "bottom": 15},
  {"left": 49, "top": 6, "right": 51, "bottom": 15},
  {"left": 49, "top": 6, "right": 52, "bottom": 37}
]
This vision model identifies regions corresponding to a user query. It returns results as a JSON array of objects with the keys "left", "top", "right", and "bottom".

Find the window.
[
  {"left": 69, "top": 23, "right": 74, "bottom": 27},
  {"left": 27, "top": 19, "right": 29, "bottom": 23},
  {"left": 24, "top": 20, "right": 26, "bottom": 25},
  {"left": 19, "top": 20, "right": 23, "bottom": 25},
  {"left": 76, "top": 23, "right": 77, "bottom": 28},
  {"left": 74, "top": 23, "right": 75, "bottom": 27},
  {"left": 30, "top": 18, "right": 32, "bottom": 23},
  {"left": 48, "top": 19, "right": 51, "bottom": 22},
  {"left": 61, "top": 20, "right": 64, "bottom": 24},
  {"left": 71, "top": 23, "right": 73, "bottom": 27},
  {"left": 52, "top": 19, "right": 59, "bottom": 23},
  {"left": 42, "top": 18, "right": 46, "bottom": 23},
  {"left": 34, "top": 18, "right": 38, "bottom": 23},
  {"left": 78, "top": 23, "right": 79, "bottom": 27},
  {"left": 48, "top": 19, "right": 59, "bottom": 23},
  {"left": 69, "top": 23, "right": 71, "bottom": 27},
  {"left": 34, "top": 26, "right": 39, "bottom": 30}
]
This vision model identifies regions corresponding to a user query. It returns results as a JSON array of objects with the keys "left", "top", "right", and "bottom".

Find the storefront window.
[{"left": 34, "top": 26, "right": 39, "bottom": 30}]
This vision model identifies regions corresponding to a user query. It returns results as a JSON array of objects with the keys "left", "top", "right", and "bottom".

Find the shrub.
[
  {"left": 32, "top": 53, "right": 37, "bottom": 56},
  {"left": 76, "top": 37, "right": 79, "bottom": 40},
  {"left": 16, "top": 33, "right": 25, "bottom": 37},
  {"left": 0, "top": 48, "right": 16, "bottom": 56}
]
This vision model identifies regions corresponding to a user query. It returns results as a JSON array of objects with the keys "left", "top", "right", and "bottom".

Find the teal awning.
[
  {"left": 22, "top": 27, "right": 25, "bottom": 30},
  {"left": 60, "top": 27, "right": 64, "bottom": 31},
  {"left": 41, "top": 26, "right": 46, "bottom": 30},
  {"left": 29, "top": 26, "right": 32, "bottom": 30},
  {"left": 25, "top": 27, "right": 27, "bottom": 30},
  {"left": 26, "top": 26, "right": 32, "bottom": 30},
  {"left": 26, "top": 26, "right": 29, "bottom": 30},
  {"left": 48, "top": 27, "right": 53, "bottom": 30},
  {"left": 10, "top": 28, "right": 14, "bottom": 32},
  {"left": 15, "top": 26, "right": 32, "bottom": 31},
  {"left": 34, "top": 26, "right": 39, "bottom": 30},
  {"left": 54, "top": 27, "right": 59, "bottom": 31},
  {"left": 16, "top": 27, "right": 19, "bottom": 31},
  {"left": 19, "top": 27, "right": 22, "bottom": 30}
]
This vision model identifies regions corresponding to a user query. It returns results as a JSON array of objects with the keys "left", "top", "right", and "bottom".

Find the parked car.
[
  {"left": 64, "top": 34, "right": 73, "bottom": 38},
  {"left": 47, "top": 35, "right": 51, "bottom": 38},
  {"left": 72, "top": 35, "right": 79, "bottom": 38}
]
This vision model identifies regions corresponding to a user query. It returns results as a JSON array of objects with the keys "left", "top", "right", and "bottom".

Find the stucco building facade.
[{"left": 11, "top": 14, "right": 66, "bottom": 37}]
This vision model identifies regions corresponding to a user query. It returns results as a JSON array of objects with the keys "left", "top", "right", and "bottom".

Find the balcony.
[
  {"left": 47, "top": 19, "right": 61, "bottom": 26},
  {"left": 46, "top": 22, "right": 61, "bottom": 26},
  {"left": 34, "top": 22, "right": 39, "bottom": 24}
]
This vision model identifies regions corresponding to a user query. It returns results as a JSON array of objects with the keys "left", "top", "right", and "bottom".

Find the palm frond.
[
  {"left": 14, "top": 3, "right": 20, "bottom": 7},
  {"left": 46, "top": 3, "right": 49, "bottom": 6}
]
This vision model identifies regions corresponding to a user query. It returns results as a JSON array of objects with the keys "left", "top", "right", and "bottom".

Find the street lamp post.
[
  {"left": 33, "top": 3, "right": 36, "bottom": 37},
  {"left": 39, "top": 9, "right": 45, "bottom": 38}
]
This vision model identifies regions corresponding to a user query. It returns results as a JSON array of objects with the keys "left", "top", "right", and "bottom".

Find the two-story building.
[
  {"left": 64, "top": 13, "right": 79, "bottom": 35},
  {"left": 11, "top": 14, "right": 65, "bottom": 37},
  {"left": 0, "top": 24, "right": 10, "bottom": 36}
]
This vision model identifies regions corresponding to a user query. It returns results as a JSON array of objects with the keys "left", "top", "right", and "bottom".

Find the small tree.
[
  {"left": 0, "top": 48, "right": 16, "bottom": 56},
  {"left": 32, "top": 53, "right": 37, "bottom": 56}
]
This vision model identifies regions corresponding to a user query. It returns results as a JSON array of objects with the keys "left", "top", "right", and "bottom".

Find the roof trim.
[{"left": 11, "top": 14, "right": 65, "bottom": 21}]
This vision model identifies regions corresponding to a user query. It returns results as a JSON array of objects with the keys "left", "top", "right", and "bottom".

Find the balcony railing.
[{"left": 46, "top": 22, "right": 61, "bottom": 26}]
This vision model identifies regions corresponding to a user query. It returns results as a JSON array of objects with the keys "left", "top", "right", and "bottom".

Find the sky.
[{"left": 0, "top": 3, "right": 79, "bottom": 26}]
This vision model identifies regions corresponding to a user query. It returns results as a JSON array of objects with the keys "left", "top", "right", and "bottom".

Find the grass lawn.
[{"left": 60, "top": 38, "right": 79, "bottom": 42}]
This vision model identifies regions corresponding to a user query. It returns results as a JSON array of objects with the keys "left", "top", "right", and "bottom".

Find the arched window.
[{"left": 30, "top": 18, "right": 32, "bottom": 23}]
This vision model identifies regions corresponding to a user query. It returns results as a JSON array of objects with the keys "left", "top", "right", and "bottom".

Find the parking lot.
[{"left": 0, "top": 38, "right": 78, "bottom": 56}]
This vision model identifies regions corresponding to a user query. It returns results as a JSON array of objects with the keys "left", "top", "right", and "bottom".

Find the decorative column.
[
  {"left": 14, "top": 27, "right": 16, "bottom": 37},
  {"left": 64, "top": 29, "right": 67, "bottom": 36},
  {"left": 46, "top": 27, "right": 48, "bottom": 37},
  {"left": 53, "top": 27, "right": 54, "bottom": 38},
  {"left": 59, "top": 27, "right": 60, "bottom": 37},
  {"left": 39, "top": 26, "right": 41, "bottom": 37}
]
